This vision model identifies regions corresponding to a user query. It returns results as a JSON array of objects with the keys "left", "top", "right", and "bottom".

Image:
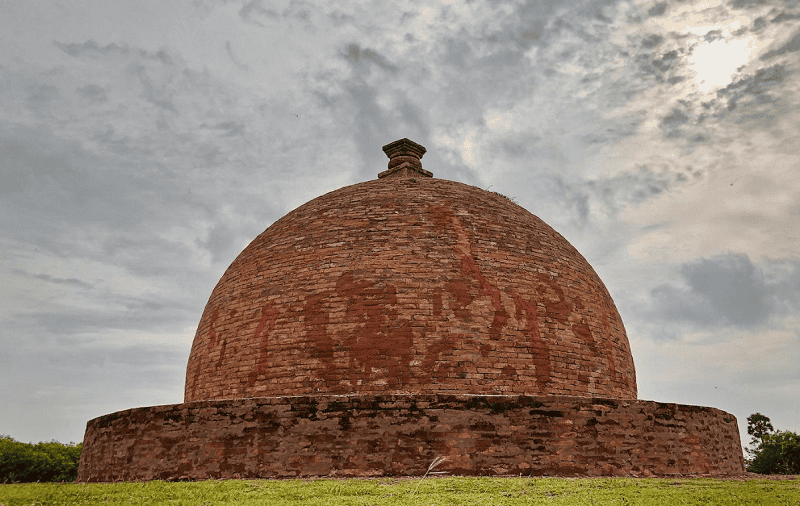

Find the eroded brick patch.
[{"left": 77, "top": 395, "right": 744, "bottom": 482}]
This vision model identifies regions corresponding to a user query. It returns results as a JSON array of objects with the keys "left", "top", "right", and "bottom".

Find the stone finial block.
[
  {"left": 382, "top": 138, "right": 427, "bottom": 160},
  {"left": 379, "top": 138, "right": 431, "bottom": 178}
]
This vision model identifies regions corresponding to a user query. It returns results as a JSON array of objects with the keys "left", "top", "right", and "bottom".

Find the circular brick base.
[{"left": 77, "top": 394, "right": 744, "bottom": 482}]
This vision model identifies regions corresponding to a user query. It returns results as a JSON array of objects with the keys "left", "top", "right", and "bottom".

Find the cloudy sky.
[{"left": 1, "top": 0, "right": 798, "bottom": 450}]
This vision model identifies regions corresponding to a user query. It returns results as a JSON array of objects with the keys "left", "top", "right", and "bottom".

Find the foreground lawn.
[{"left": 1, "top": 476, "right": 798, "bottom": 505}]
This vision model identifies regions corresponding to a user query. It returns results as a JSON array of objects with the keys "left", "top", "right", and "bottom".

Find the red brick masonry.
[
  {"left": 185, "top": 176, "right": 637, "bottom": 402},
  {"left": 77, "top": 394, "right": 744, "bottom": 481}
]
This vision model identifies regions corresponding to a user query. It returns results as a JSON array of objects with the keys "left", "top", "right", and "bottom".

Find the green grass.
[{"left": 1, "top": 476, "right": 798, "bottom": 505}]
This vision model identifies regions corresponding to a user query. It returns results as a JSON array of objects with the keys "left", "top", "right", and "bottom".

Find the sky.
[{"left": 1, "top": 0, "right": 798, "bottom": 451}]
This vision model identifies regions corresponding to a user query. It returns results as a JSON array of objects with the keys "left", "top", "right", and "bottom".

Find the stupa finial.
[{"left": 379, "top": 138, "right": 432, "bottom": 179}]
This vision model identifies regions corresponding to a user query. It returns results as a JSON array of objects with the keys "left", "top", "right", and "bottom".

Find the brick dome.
[{"left": 184, "top": 139, "right": 637, "bottom": 402}]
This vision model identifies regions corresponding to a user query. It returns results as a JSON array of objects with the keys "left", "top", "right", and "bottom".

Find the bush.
[{"left": 0, "top": 435, "right": 82, "bottom": 483}]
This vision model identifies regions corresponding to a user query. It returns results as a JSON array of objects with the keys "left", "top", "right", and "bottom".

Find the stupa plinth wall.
[{"left": 78, "top": 394, "right": 743, "bottom": 482}]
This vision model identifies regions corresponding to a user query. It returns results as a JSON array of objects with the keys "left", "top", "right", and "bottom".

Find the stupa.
[{"left": 77, "top": 139, "right": 744, "bottom": 481}]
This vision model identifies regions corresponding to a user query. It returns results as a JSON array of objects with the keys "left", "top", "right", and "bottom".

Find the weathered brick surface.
[
  {"left": 185, "top": 174, "right": 637, "bottom": 402},
  {"left": 77, "top": 394, "right": 744, "bottom": 482}
]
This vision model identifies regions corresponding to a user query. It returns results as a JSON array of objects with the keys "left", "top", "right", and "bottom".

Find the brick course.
[{"left": 77, "top": 394, "right": 744, "bottom": 481}]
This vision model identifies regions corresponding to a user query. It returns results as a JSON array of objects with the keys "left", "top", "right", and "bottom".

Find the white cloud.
[{"left": 690, "top": 36, "right": 758, "bottom": 92}]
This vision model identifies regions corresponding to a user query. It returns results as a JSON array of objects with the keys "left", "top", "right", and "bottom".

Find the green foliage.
[
  {"left": 745, "top": 413, "right": 800, "bottom": 475},
  {"left": 1, "top": 477, "right": 799, "bottom": 505},
  {"left": 748, "top": 431, "right": 800, "bottom": 475},
  {"left": 0, "top": 435, "right": 82, "bottom": 483}
]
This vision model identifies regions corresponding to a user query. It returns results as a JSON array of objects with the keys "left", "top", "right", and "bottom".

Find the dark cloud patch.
[
  {"left": 0, "top": 126, "right": 173, "bottom": 229},
  {"left": 489, "top": 135, "right": 543, "bottom": 160},
  {"left": 772, "top": 11, "right": 800, "bottom": 24},
  {"left": 438, "top": 37, "right": 474, "bottom": 72},
  {"left": 55, "top": 39, "right": 125, "bottom": 57},
  {"left": 27, "top": 84, "right": 58, "bottom": 108},
  {"left": 660, "top": 107, "right": 690, "bottom": 137},
  {"left": 225, "top": 40, "right": 249, "bottom": 71},
  {"left": 2, "top": 44, "right": 305, "bottom": 300},
  {"left": 716, "top": 64, "right": 789, "bottom": 112},
  {"left": 653, "top": 49, "right": 679, "bottom": 71},
  {"left": 520, "top": 20, "right": 545, "bottom": 42},
  {"left": 7, "top": 292, "right": 194, "bottom": 338},
  {"left": 678, "top": 255, "right": 772, "bottom": 327},
  {"left": 347, "top": 84, "right": 428, "bottom": 179},
  {"left": 55, "top": 39, "right": 182, "bottom": 114},
  {"left": 760, "top": 30, "right": 800, "bottom": 60},
  {"left": 15, "top": 342, "right": 186, "bottom": 375},
  {"left": 537, "top": 175, "right": 592, "bottom": 228},
  {"left": 769, "top": 260, "right": 800, "bottom": 312},
  {"left": 127, "top": 60, "right": 181, "bottom": 114},
  {"left": 642, "top": 34, "right": 664, "bottom": 48},
  {"left": 513, "top": 0, "right": 560, "bottom": 48},
  {"left": 94, "top": 343, "right": 186, "bottom": 369},
  {"left": 661, "top": 108, "right": 689, "bottom": 126},
  {"left": 329, "top": 9, "right": 355, "bottom": 27},
  {"left": 96, "top": 233, "right": 205, "bottom": 279},
  {"left": 423, "top": 30, "right": 535, "bottom": 120},
  {"left": 730, "top": 0, "right": 769, "bottom": 9},
  {"left": 0, "top": 126, "right": 221, "bottom": 290},
  {"left": 704, "top": 30, "right": 725, "bottom": 42},
  {"left": 644, "top": 59, "right": 789, "bottom": 141},
  {"left": 281, "top": 0, "right": 312, "bottom": 22},
  {"left": 238, "top": 0, "right": 279, "bottom": 26},
  {"left": 54, "top": 40, "right": 175, "bottom": 66},
  {"left": 586, "top": 164, "right": 694, "bottom": 212},
  {"left": 0, "top": 137, "right": 48, "bottom": 195},
  {"left": 197, "top": 221, "right": 243, "bottom": 264},
  {"left": 344, "top": 45, "right": 396, "bottom": 70},
  {"left": 310, "top": 41, "right": 431, "bottom": 179},
  {"left": 637, "top": 47, "right": 689, "bottom": 85},
  {"left": 511, "top": 0, "right": 628, "bottom": 52},
  {"left": 650, "top": 254, "right": 800, "bottom": 332},
  {"left": 237, "top": 0, "right": 312, "bottom": 25},
  {"left": 12, "top": 269, "right": 94, "bottom": 290},
  {"left": 528, "top": 162, "right": 692, "bottom": 231},
  {"left": 34, "top": 273, "right": 93, "bottom": 289},
  {"left": 77, "top": 83, "right": 108, "bottom": 103},
  {"left": 648, "top": 2, "right": 668, "bottom": 17},
  {"left": 212, "top": 120, "right": 246, "bottom": 137}
]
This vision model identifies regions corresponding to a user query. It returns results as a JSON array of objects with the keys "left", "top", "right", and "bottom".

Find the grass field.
[{"left": 1, "top": 476, "right": 798, "bottom": 505}]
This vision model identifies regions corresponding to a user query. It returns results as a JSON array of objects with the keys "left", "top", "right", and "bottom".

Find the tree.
[
  {"left": 745, "top": 414, "right": 800, "bottom": 475},
  {"left": 747, "top": 413, "right": 774, "bottom": 444}
]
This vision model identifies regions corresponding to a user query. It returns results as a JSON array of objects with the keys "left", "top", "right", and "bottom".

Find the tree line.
[{"left": 0, "top": 435, "right": 81, "bottom": 483}]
